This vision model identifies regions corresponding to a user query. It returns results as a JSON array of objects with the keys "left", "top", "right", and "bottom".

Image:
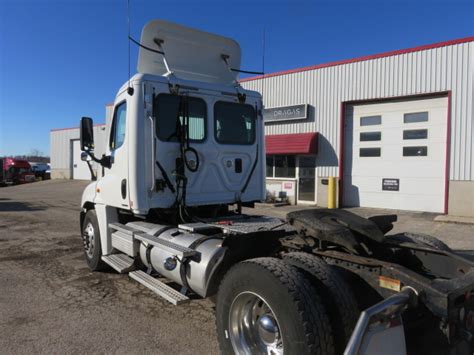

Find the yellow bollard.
[{"left": 328, "top": 177, "right": 337, "bottom": 209}]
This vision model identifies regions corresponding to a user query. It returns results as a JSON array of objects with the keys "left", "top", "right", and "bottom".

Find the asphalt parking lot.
[{"left": 1, "top": 180, "right": 474, "bottom": 354}]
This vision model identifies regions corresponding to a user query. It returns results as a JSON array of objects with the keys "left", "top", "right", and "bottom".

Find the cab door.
[{"left": 97, "top": 97, "right": 130, "bottom": 209}]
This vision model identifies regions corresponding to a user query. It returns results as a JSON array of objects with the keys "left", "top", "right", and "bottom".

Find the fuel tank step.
[
  {"left": 134, "top": 232, "right": 200, "bottom": 259},
  {"left": 102, "top": 254, "right": 135, "bottom": 273},
  {"left": 129, "top": 270, "right": 190, "bottom": 305},
  {"left": 109, "top": 222, "right": 137, "bottom": 235}
]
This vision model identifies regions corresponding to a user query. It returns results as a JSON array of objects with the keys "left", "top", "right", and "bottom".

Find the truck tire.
[
  {"left": 283, "top": 252, "right": 359, "bottom": 354},
  {"left": 81, "top": 210, "right": 107, "bottom": 271},
  {"left": 216, "top": 257, "right": 334, "bottom": 355},
  {"left": 389, "top": 232, "right": 451, "bottom": 252}
]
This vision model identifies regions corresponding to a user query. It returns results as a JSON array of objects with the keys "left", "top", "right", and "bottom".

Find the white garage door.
[
  {"left": 72, "top": 140, "right": 91, "bottom": 180},
  {"left": 343, "top": 96, "right": 448, "bottom": 213}
]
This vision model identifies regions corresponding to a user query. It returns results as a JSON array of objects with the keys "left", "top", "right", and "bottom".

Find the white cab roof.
[{"left": 137, "top": 20, "right": 241, "bottom": 85}]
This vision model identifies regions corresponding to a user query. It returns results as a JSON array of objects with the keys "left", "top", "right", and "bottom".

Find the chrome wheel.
[
  {"left": 229, "top": 291, "right": 284, "bottom": 355},
  {"left": 83, "top": 222, "right": 95, "bottom": 258}
]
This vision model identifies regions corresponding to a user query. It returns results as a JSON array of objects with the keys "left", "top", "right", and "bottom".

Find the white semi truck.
[{"left": 79, "top": 20, "right": 474, "bottom": 354}]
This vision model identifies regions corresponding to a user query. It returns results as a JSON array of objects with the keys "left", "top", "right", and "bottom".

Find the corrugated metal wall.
[
  {"left": 242, "top": 41, "right": 474, "bottom": 181},
  {"left": 50, "top": 125, "right": 107, "bottom": 175}
]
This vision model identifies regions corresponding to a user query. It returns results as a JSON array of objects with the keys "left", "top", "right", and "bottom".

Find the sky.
[{"left": 0, "top": 0, "right": 473, "bottom": 156}]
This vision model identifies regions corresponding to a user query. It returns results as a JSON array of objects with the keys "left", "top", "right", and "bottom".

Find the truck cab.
[
  {"left": 2, "top": 158, "right": 35, "bottom": 185},
  {"left": 30, "top": 163, "right": 50, "bottom": 179},
  {"left": 81, "top": 20, "right": 264, "bottom": 221}
]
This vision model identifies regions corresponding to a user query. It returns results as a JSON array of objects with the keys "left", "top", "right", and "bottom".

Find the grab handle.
[{"left": 148, "top": 115, "right": 156, "bottom": 192}]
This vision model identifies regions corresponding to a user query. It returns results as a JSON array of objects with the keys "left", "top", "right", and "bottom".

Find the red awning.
[{"left": 265, "top": 133, "right": 318, "bottom": 155}]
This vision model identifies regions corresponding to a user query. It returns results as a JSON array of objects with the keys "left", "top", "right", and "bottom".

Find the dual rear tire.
[{"left": 216, "top": 256, "right": 358, "bottom": 355}]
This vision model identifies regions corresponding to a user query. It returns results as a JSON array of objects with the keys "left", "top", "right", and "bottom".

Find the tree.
[{"left": 29, "top": 148, "right": 44, "bottom": 157}]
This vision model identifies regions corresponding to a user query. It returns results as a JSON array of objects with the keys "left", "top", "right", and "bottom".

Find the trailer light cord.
[
  {"left": 174, "top": 95, "right": 202, "bottom": 223},
  {"left": 241, "top": 143, "right": 259, "bottom": 194},
  {"left": 151, "top": 91, "right": 175, "bottom": 193},
  {"left": 155, "top": 161, "right": 175, "bottom": 193}
]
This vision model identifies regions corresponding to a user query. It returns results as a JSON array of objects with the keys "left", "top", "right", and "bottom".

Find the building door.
[
  {"left": 343, "top": 96, "right": 448, "bottom": 213},
  {"left": 297, "top": 156, "right": 316, "bottom": 203},
  {"left": 72, "top": 140, "right": 91, "bottom": 180}
]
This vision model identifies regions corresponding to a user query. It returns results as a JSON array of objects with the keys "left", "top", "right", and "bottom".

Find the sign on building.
[
  {"left": 263, "top": 104, "right": 308, "bottom": 122},
  {"left": 382, "top": 178, "right": 400, "bottom": 191}
]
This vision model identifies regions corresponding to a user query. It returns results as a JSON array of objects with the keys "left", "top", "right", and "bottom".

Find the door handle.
[
  {"left": 235, "top": 158, "right": 242, "bottom": 173},
  {"left": 121, "top": 179, "right": 127, "bottom": 199}
]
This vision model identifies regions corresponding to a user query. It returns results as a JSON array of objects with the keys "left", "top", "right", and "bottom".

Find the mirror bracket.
[{"left": 99, "top": 155, "right": 112, "bottom": 169}]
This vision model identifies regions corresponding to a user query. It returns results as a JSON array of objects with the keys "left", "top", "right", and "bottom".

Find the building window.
[
  {"left": 359, "top": 148, "right": 381, "bottom": 157},
  {"left": 266, "top": 156, "right": 274, "bottom": 177},
  {"left": 360, "top": 131, "right": 381, "bottom": 141},
  {"left": 403, "top": 129, "right": 428, "bottom": 140},
  {"left": 155, "top": 94, "right": 206, "bottom": 142},
  {"left": 214, "top": 101, "right": 256, "bottom": 145},
  {"left": 266, "top": 155, "right": 296, "bottom": 178},
  {"left": 404, "top": 112, "right": 428, "bottom": 124},
  {"left": 403, "top": 146, "right": 427, "bottom": 156},
  {"left": 110, "top": 101, "right": 127, "bottom": 150},
  {"left": 360, "top": 115, "right": 381, "bottom": 126}
]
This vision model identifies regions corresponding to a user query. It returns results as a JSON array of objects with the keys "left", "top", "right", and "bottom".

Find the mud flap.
[
  {"left": 344, "top": 288, "right": 416, "bottom": 355},
  {"left": 357, "top": 316, "right": 406, "bottom": 355}
]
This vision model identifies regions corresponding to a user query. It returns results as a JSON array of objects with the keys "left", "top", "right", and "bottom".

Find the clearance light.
[{"left": 379, "top": 275, "right": 402, "bottom": 292}]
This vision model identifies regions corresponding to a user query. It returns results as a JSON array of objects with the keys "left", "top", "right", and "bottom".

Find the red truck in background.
[{"left": 0, "top": 158, "right": 36, "bottom": 186}]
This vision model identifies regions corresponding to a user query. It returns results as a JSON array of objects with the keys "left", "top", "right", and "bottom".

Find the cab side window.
[{"left": 110, "top": 101, "right": 127, "bottom": 150}]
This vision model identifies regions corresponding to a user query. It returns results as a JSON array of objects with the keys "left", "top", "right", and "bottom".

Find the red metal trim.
[
  {"left": 342, "top": 91, "right": 449, "bottom": 106},
  {"left": 338, "top": 91, "right": 451, "bottom": 211},
  {"left": 241, "top": 36, "right": 474, "bottom": 83},
  {"left": 50, "top": 123, "right": 106, "bottom": 132},
  {"left": 338, "top": 102, "right": 346, "bottom": 207},
  {"left": 444, "top": 92, "right": 452, "bottom": 214}
]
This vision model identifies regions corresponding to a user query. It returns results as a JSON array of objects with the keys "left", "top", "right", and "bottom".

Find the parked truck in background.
[
  {"left": 30, "top": 162, "right": 51, "bottom": 180},
  {"left": 78, "top": 20, "right": 474, "bottom": 354},
  {"left": 0, "top": 158, "right": 4, "bottom": 186},
  {"left": 1, "top": 158, "right": 35, "bottom": 185}
]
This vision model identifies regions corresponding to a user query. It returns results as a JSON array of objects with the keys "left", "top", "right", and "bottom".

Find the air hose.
[{"left": 175, "top": 95, "right": 200, "bottom": 222}]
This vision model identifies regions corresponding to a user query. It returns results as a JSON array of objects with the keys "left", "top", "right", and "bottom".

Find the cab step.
[
  {"left": 129, "top": 270, "right": 190, "bottom": 305},
  {"left": 102, "top": 254, "right": 135, "bottom": 273},
  {"left": 134, "top": 232, "right": 200, "bottom": 259}
]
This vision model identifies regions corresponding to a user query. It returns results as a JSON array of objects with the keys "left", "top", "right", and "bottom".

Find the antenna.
[
  {"left": 126, "top": 0, "right": 134, "bottom": 96},
  {"left": 261, "top": 26, "right": 266, "bottom": 111},
  {"left": 262, "top": 26, "right": 266, "bottom": 78}
]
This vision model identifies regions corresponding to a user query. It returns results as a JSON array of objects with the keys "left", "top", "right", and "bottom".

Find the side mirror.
[{"left": 80, "top": 117, "right": 95, "bottom": 151}]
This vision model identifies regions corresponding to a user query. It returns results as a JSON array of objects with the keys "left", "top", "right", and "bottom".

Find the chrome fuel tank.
[{"left": 127, "top": 221, "right": 226, "bottom": 297}]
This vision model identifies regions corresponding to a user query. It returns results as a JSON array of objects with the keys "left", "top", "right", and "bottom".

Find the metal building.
[
  {"left": 241, "top": 36, "right": 474, "bottom": 217},
  {"left": 50, "top": 104, "right": 113, "bottom": 180}
]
